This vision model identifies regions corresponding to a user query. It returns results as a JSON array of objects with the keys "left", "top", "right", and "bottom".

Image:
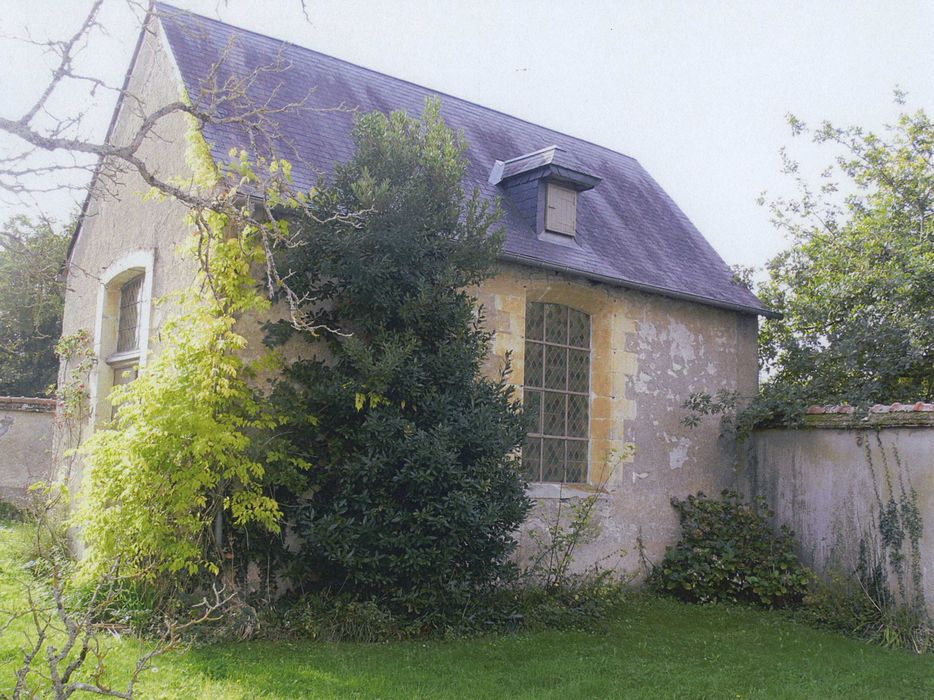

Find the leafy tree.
[
  {"left": 262, "top": 100, "right": 530, "bottom": 621},
  {"left": 755, "top": 100, "right": 934, "bottom": 423},
  {"left": 0, "top": 215, "right": 69, "bottom": 397}
]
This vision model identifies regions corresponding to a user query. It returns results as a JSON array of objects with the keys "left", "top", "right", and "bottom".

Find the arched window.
[
  {"left": 522, "top": 301, "right": 590, "bottom": 483},
  {"left": 91, "top": 250, "right": 154, "bottom": 423}
]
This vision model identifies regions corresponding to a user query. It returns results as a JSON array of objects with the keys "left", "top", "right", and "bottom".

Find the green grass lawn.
[{"left": 3, "top": 521, "right": 932, "bottom": 699}]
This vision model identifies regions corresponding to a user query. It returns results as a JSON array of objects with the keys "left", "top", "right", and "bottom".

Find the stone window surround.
[
  {"left": 90, "top": 249, "right": 155, "bottom": 425},
  {"left": 462, "top": 266, "right": 639, "bottom": 499},
  {"left": 522, "top": 302, "right": 591, "bottom": 485},
  {"left": 517, "top": 279, "right": 633, "bottom": 498}
]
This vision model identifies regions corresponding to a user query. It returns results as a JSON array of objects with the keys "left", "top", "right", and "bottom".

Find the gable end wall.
[{"left": 57, "top": 18, "right": 195, "bottom": 478}]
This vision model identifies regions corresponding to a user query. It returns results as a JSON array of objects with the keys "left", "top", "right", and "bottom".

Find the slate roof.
[{"left": 154, "top": 3, "right": 772, "bottom": 317}]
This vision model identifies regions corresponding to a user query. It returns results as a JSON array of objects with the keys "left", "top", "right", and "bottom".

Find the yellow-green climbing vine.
[{"left": 74, "top": 126, "right": 308, "bottom": 581}]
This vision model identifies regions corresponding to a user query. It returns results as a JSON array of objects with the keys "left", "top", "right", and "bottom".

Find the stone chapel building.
[{"left": 61, "top": 4, "right": 775, "bottom": 572}]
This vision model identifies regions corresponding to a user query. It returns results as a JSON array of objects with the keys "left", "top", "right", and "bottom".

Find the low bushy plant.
[
  {"left": 261, "top": 592, "right": 413, "bottom": 642},
  {"left": 795, "top": 574, "right": 932, "bottom": 654},
  {"left": 507, "top": 571, "right": 628, "bottom": 633},
  {"left": 650, "top": 490, "right": 811, "bottom": 607}
]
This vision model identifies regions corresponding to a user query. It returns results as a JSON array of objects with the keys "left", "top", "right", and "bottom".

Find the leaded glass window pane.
[
  {"left": 568, "top": 349, "right": 589, "bottom": 392},
  {"left": 524, "top": 389, "right": 542, "bottom": 434},
  {"left": 567, "top": 394, "right": 588, "bottom": 438},
  {"left": 116, "top": 275, "right": 143, "bottom": 353},
  {"left": 526, "top": 302, "right": 544, "bottom": 341},
  {"left": 544, "top": 345, "right": 567, "bottom": 390},
  {"left": 521, "top": 436, "right": 541, "bottom": 481},
  {"left": 522, "top": 301, "right": 591, "bottom": 483},
  {"left": 541, "top": 438, "right": 566, "bottom": 482},
  {"left": 568, "top": 308, "right": 590, "bottom": 348},
  {"left": 566, "top": 440, "right": 587, "bottom": 483},
  {"left": 542, "top": 391, "right": 565, "bottom": 436},
  {"left": 525, "top": 341, "right": 543, "bottom": 387},
  {"left": 545, "top": 304, "right": 568, "bottom": 344}
]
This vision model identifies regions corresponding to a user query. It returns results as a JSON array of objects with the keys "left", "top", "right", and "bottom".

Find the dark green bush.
[
  {"left": 650, "top": 490, "right": 811, "bottom": 607},
  {"left": 253, "top": 101, "right": 530, "bottom": 628}
]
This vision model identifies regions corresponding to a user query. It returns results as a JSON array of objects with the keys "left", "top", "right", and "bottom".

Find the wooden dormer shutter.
[{"left": 545, "top": 182, "right": 577, "bottom": 236}]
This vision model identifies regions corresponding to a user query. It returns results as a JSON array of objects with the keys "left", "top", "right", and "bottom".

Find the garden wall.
[
  {"left": 0, "top": 397, "right": 56, "bottom": 503},
  {"left": 747, "top": 404, "right": 934, "bottom": 614}
]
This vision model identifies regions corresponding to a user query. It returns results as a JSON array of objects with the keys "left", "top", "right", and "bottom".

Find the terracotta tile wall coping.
[
  {"left": 805, "top": 402, "right": 934, "bottom": 415},
  {"left": 795, "top": 402, "right": 934, "bottom": 429},
  {"left": 0, "top": 397, "right": 57, "bottom": 413}
]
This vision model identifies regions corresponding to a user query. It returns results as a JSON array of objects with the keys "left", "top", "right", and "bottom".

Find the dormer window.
[
  {"left": 489, "top": 146, "right": 600, "bottom": 241},
  {"left": 545, "top": 182, "right": 578, "bottom": 236}
]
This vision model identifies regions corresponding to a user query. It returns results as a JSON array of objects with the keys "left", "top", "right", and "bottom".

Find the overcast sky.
[{"left": 1, "top": 0, "right": 932, "bottom": 272}]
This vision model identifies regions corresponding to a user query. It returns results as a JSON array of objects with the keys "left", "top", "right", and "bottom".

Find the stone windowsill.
[
  {"left": 106, "top": 350, "right": 141, "bottom": 367},
  {"left": 526, "top": 482, "right": 608, "bottom": 500}
]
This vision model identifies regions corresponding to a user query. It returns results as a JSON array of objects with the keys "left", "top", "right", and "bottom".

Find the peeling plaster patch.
[
  {"left": 639, "top": 321, "right": 659, "bottom": 345},
  {"left": 633, "top": 371, "right": 654, "bottom": 394},
  {"left": 669, "top": 437, "right": 691, "bottom": 470},
  {"left": 632, "top": 470, "right": 649, "bottom": 484},
  {"left": 668, "top": 320, "right": 696, "bottom": 366}
]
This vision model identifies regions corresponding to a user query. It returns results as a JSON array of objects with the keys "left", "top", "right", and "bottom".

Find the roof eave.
[{"left": 499, "top": 251, "right": 781, "bottom": 319}]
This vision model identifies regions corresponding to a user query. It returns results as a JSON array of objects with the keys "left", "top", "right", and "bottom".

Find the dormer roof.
[
  {"left": 151, "top": 3, "right": 774, "bottom": 317},
  {"left": 489, "top": 146, "right": 601, "bottom": 192}
]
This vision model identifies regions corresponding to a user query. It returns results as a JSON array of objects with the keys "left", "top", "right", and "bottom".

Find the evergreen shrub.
[
  {"left": 258, "top": 99, "right": 531, "bottom": 626},
  {"left": 650, "top": 490, "right": 811, "bottom": 607}
]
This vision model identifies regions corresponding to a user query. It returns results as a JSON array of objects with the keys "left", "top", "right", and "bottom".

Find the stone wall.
[
  {"left": 474, "top": 263, "right": 759, "bottom": 576},
  {"left": 748, "top": 405, "right": 934, "bottom": 614},
  {"left": 0, "top": 397, "right": 56, "bottom": 503}
]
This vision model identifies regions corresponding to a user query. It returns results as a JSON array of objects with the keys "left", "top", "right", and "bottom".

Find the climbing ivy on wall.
[
  {"left": 74, "top": 129, "right": 308, "bottom": 581},
  {"left": 855, "top": 431, "right": 929, "bottom": 650}
]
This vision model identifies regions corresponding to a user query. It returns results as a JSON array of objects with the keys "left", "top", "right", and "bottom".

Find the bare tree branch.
[{"left": 0, "top": 1, "right": 363, "bottom": 333}]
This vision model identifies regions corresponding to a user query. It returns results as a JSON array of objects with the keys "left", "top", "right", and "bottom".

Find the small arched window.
[
  {"left": 522, "top": 301, "right": 590, "bottom": 483},
  {"left": 115, "top": 274, "right": 144, "bottom": 354},
  {"left": 91, "top": 250, "right": 153, "bottom": 423}
]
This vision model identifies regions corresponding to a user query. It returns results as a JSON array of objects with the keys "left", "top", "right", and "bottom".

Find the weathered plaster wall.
[
  {"left": 474, "top": 263, "right": 758, "bottom": 576},
  {"left": 748, "top": 415, "right": 934, "bottom": 614},
  {"left": 0, "top": 398, "right": 56, "bottom": 503},
  {"left": 57, "top": 20, "right": 195, "bottom": 475}
]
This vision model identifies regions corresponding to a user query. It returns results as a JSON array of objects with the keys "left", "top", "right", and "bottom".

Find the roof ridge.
[
  {"left": 153, "top": 2, "right": 639, "bottom": 165},
  {"left": 501, "top": 145, "right": 561, "bottom": 164}
]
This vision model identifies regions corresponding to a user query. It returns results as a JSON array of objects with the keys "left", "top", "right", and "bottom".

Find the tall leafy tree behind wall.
[
  {"left": 262, "top": 99, "right": 530, "bottom": 622},
  {"left": 751, "top": 101, "right": 934, "bottom": 425},
  {"left": 0, "top": 215, "right": 69, "bottom": 397}
]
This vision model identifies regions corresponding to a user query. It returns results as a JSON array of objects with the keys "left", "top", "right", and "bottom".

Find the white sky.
[{"left": 1, "top": 0, "right": 932, "bottom": 272}]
